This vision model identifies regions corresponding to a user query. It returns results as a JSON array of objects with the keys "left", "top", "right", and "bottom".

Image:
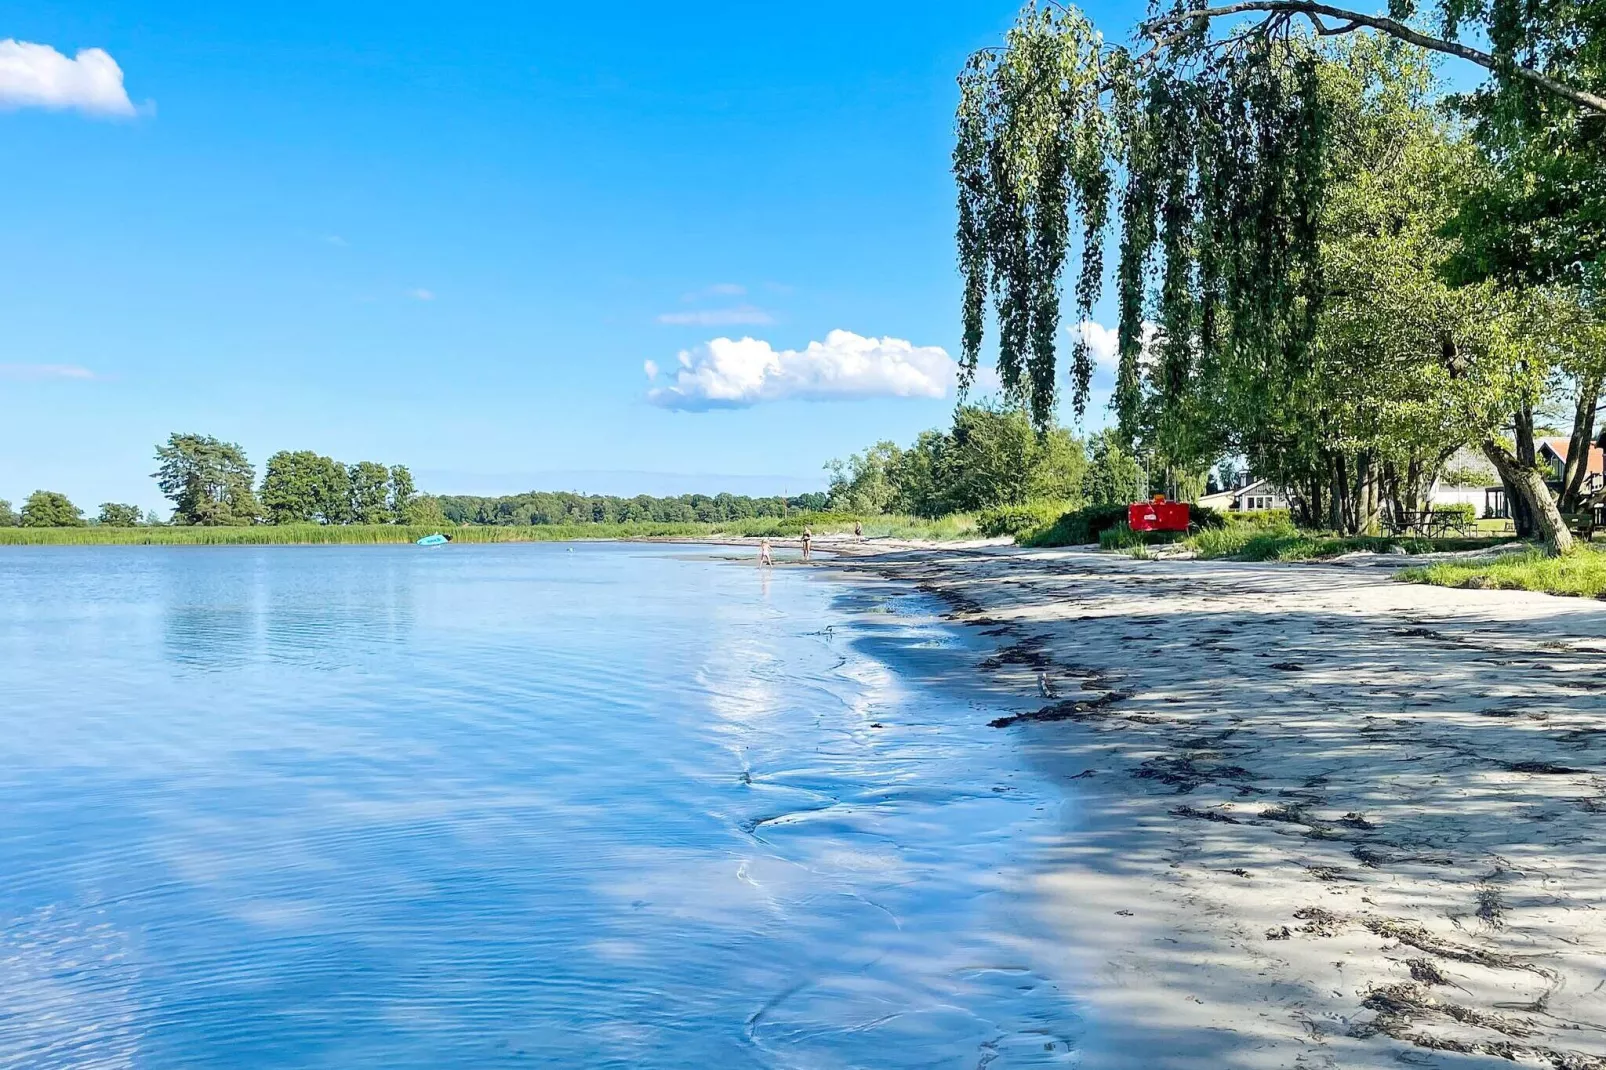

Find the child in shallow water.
[{"left": 758, "top": 538, "right": 773, "bottom": 567}]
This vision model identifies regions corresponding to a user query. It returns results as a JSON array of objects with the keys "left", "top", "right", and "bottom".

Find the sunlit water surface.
[{"left": 0, "top": 544, "right": 1079, "bottom": 1068}]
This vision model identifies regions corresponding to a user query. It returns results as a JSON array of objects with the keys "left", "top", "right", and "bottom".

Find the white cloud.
[
  {"left": 700, "top": 283, "right": 746, "bottom": 297},
  {"left": 1073, "top": 320, "right": 1157, "bottom": 370},
  {"left": 656, "top": 305, "right": 774, "bottom": 327},
  {"left": 0, "top": 363, "right": 96, "bottom": 380},
  {"left": 0, "top": 40, "right": 136, "bottom": 117},
  {"left": 647, "top": 329, "right": 957, "bottom": 411},
  {"left": 408, "top": 288, "right": 435, "bottom": 301},
  {"left": 642, "top": 359, "right": 659, "bottom": 379}
]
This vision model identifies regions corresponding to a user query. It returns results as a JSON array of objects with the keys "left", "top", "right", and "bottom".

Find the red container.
[{"left": 1128, "top": 500, "right": 1190, "bottom": 533}]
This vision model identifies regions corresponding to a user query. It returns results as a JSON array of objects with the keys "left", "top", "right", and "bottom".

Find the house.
[
  {"left": 1198, "top": 477, "right": 1287, "bottom": 513},
  {"left": 1537, "top": 437, "right": 1606, "bottom": 496},
  {"left": 1480, "top": 436, "right": 1606, "bottom": 520}
]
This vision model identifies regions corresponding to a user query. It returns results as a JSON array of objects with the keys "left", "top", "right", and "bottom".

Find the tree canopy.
[
  {"left": 21, "top": 491, "right": 85, "bottom": 528},
  {"left": 154, "top": 434, "right": 261, "bottom": 526},
  {"left": 954, "top": 3, "right": 1603, "bottom": 551}
]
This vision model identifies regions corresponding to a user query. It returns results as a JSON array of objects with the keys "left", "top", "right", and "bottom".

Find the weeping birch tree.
[{"left": 954, "top": 1, "right": 1598, "bottom": 553}]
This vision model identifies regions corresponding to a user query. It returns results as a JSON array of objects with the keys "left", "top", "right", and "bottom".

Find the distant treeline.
[
  {"left": 437, "top": 491, "right": 831, "bottom": 526},
  {"left": 2, "top": 431, "right": 836, "bottom": 528}
]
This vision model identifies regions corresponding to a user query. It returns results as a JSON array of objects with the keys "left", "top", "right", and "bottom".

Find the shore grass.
[
  {"left": 0, "top": 513, "right": 977, "bottom": 547},
  {"left": 1398, "top": 545, "right": 1606, "bottom": 599},
  {"left": 1181, "top": 523, "right": 1509, "bottom": 562}
]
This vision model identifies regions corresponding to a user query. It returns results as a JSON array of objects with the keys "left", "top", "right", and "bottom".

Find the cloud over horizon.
[
  {"left": 646, "top": 329, "right": 957, "bottom": 411},
  {"left": 0, "top": 40, "right": 136, "bottom": 117}
]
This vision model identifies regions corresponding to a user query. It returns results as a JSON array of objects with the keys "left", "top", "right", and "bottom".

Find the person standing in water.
[
  {"left": 758, "top": 538, "right": 773, "bottom": 567},
  {"left": 800, "top": 527, "right": 812, "bottom": 561}
]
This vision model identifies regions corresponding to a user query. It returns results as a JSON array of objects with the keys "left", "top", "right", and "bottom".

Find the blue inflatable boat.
[{"left": 416, "top": 533, "right": 449, "bottom": 546}]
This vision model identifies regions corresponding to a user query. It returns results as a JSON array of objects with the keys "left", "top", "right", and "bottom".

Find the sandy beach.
[{"left": 822, "top": 542, "right": 1606, "bottom": 1069}]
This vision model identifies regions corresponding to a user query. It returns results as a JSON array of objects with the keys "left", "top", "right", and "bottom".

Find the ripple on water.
[{"left": 0, "top": 544, "right": 1079, "bottom": 1067}]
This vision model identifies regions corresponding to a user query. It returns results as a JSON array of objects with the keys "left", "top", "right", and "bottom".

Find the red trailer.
[{"left": 1128, "top": 497, "right": 1190, "bottom": 533}]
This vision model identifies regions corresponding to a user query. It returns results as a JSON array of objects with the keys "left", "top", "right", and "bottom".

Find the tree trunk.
[
  {"left": 1560, "top": 371, "right": 1604, "bottom": 511},
  {"left": 1482, "top": 438, "right": 1574, "bottom": 555},
  {"left": 1500, "top": 406, "right": 1538, "bottom": 538}
]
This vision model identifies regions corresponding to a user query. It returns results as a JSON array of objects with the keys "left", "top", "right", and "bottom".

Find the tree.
[
  {"left": 389, "top": 465, "right": 418, "bottom": 523},
  {"left": 260, "top": 450, "right": 351, "bottom": 525},
  {"left": 96, "top": 503, "right": 143, "bottom": 527},
  {"left": 1138, "top": 0, "right": 1606, "bottom": 117},
  {"left": 21, "top": 491, "right": 85, "bottom": 527},
  {"left": 1082, "top": 430, "right": 1145, "bottom": 507},
  {"left": 954, "top": 9, "right": 1589, "bottom": 551},
  {"left": 154, "top": 434, "right": 260, "bottom": 526},
  {"left": 348, "top": 461, "right": 393, "bottom": 524},
  {"left": 401, "top": 495, "right": 447, "bottom": 527},
  {"left": 0, "top": 500, "right": 16, "bottom": 527},
  {"left": 826, "top": 442, "right": 904, "bottom": 515}
]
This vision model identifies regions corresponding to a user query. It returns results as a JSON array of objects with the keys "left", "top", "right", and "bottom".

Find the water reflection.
[{"left": 0, "top": 544, "right": 1079, "bottom": 1068}]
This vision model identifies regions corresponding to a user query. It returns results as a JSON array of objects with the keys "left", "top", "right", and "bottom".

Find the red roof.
[{"left": 1538, "top": 437, "right": 1606, "bottom": 477}]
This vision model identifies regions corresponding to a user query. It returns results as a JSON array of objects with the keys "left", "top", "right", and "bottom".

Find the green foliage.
[
  {"left": 435, "top": 490, "right": 819, "bottom": 526},
  {"left": 955, "top": 6, "right": 1113, "bottom": 425},
  {"left": 976, "top": 500, "right": 1073, "bottom": 538},
  {"left": 1430, "top": 502, "right": 1478, "bottom": 528},
  {"left": 0, "top": 512, "right": 979, "bottom": 547},
  {"left": 1400, "top": 546, "right": 1606, "bottom": 599},
  {"left": 20, "top": 490, "right": 85, "bottom": 527},
  {"left": 154, "top": 433, "right": 261, "bottom": 526},
  {"left": 399, "top": 494, "right": 446, "bottom": 527},
  {"left": 348, "top": 461, "right": 393, "bottom": 524},
  {"left": 1080, "top": 429, "right": 1143, "bottom": 507},
  {"left": 260, "top": 451, "right": 353, "bottom": 524},
  {"left": 0, "top": 500, "right": 16, "bottom": 527},
  {"left": 826, "top": 442, "right": 902, "bottom": 515},
  {"left": 827, "top": 404, "right": 1088, "bottom": 518},
  {"left": 96, "top": 503, "right": 143, "bottom": 527},
  {"left": 389, "top": 465, "right": 419, "bottom": 521},
  {"left": 1019, "top": 503, "right": 1132, "bottom": 547}
]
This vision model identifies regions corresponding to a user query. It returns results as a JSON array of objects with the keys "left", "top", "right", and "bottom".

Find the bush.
[
  {"left": 977, "top": 500, "right": 1073, "bottom": 539},
  {"left": 1225, "top": 508, "right": 1294, "bottom": 530},
  {"left": 1189, "top": 504, "right": 1227, "bottom": 530},
  {"left": 1020, "top": 503, "right": 1131, "bottom": 547}
]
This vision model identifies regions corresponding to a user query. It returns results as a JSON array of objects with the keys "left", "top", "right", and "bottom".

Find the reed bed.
[{"left": 0, "top": 513, "right": 977, "bottom": 546}]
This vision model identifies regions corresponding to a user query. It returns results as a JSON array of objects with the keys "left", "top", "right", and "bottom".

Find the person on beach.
[
  {"left": 800, "top": 527, "right": 812, "bottom": 561},
  {"left": 758, "top": 538, "right": 773, "bottom": 567},
  {"left": 853, "top": 520, "right": 863, "bottom": 541}
]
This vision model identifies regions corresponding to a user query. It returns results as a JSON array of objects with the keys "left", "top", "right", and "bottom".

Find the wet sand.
[{"left": 819, "top": 543, "right": 1606, "bottom": 1069}]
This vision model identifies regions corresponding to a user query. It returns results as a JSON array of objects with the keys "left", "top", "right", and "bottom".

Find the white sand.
[{"left": 831, "top": 545, "right": 1606, "bottom": 1069}]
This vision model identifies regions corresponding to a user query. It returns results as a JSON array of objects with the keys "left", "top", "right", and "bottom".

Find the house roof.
[{"left": 1537, "top": 437, "right": 1606, "bottom": 478}]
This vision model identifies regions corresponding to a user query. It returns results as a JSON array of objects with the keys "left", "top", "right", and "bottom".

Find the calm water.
[{"left": 0, "top": 543, "right": 1079, "bottom": 1068}]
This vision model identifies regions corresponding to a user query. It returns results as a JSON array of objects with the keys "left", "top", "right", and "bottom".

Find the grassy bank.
[
  {"left": 1181, "top": 524, "right": 1504, "bottom": 561},
  {"left": 0, "top": 513, "right": 977, "bottom": 546},
  {"left": 1399, "top": 546, "right": 1606, "bottom": 599}
]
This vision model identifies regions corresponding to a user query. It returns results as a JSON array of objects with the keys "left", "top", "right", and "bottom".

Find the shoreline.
[{"left": 827, "top": 544, "right": 1606, "bottom": 1068}]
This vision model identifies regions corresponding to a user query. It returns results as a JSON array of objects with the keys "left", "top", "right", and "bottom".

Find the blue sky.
[{"left": 0, "top": 1, "right": 1141, "bottom": 512}]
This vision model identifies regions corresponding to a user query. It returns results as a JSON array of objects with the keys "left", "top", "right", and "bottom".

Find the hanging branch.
[{"left": 1141, "top": 1, "right": 1606, "bottom": 115}]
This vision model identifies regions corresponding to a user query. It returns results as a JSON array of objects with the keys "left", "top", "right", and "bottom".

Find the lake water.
[{"left": 0, "top": 543, "right": 1079, "bottom": 1068}]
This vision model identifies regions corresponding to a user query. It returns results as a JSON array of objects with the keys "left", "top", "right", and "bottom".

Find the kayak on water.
[{"left": 416, "top": 533, "right": 450, "bottom": 546}]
